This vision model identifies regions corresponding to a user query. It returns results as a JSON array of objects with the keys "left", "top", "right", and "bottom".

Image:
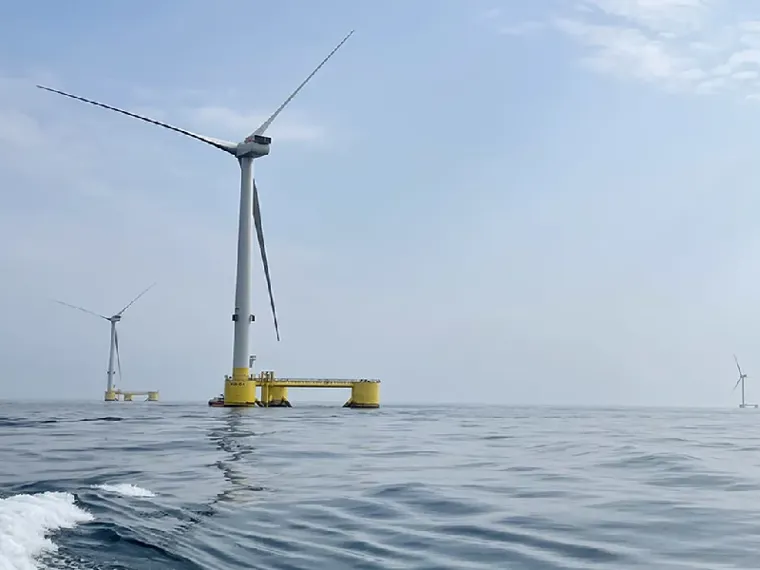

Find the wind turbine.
[
  {"left": 54, "top": 283, "right": 156, "bottom": 400},
  {"left": 733, "top": 354, "right": 757, "bottom": 409},
  {"left": 37, "top": 31, "right": 354, "bottom": 406}
]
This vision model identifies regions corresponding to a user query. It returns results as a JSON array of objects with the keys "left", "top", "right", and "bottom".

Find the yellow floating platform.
[
  {"left": 105, "top": 389, "right": 160, "bottom": 402},
  {"left": 209, "top": 371, "right": 380, "bottom": 408}
]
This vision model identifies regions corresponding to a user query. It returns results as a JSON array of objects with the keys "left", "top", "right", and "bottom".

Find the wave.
[
  {"left": 91, "top": 484, "right": 156, "bottom": 499},
  {"left": 0, "top": 491, "right": 93, "bottom": 570}
]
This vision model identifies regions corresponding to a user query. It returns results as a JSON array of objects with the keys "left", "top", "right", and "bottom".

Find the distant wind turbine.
[
  {"left": 37, "top": 30, "right": 354, "bottom": 406},
  {"left": 733, "top": 354, "right": 758, "bottom": 409},
  {"left": 54, "top": 283, "right": 156, "bottom": 400}
]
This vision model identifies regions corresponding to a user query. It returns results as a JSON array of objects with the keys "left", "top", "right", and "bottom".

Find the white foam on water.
[
  {"left": 92, "top": 484, "right": 156, "bottom": 499},
  {"left": 0, "top": 491, "right": 93, "bottom": 570}
]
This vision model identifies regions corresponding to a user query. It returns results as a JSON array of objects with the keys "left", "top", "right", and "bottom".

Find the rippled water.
[{"left": 1, "top": 402, "right": 759, "bottom": 569}]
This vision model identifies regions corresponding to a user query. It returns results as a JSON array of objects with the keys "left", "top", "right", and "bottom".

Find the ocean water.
[{"left": 1, "top": 403, "right": 759, "bottom": 570}]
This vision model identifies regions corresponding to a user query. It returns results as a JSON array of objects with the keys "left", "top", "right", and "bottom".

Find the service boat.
[{"left": 208, "top": 394, "right": 225, "bottom": 407}]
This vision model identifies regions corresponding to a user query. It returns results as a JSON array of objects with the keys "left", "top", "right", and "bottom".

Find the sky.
[{"left": 2, "top": 0, "right": 760, "bottom": 407}]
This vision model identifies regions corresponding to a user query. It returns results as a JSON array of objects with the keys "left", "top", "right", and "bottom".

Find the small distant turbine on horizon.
[
  {"left": 54, "top": 283, "right": 156, "bottom": 399},
  {"left": 733, "top": 354, "right": 758, "bottom": 409},
  {"left": 36, "top": 31, "right": 354, "bottom": 406}
]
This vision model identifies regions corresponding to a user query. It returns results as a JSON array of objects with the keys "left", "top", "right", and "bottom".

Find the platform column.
[
  {"left": 265, "top": 385, "right": 291, "bottom": 407},
  {"left": 224, "top": 370, "right": 257, "bottom": 407},
  {"left": 344, "top": 381, "right": 380, "bottom": 409}
]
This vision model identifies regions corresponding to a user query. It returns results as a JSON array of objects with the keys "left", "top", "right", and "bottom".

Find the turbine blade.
[
  {"left": 734, "top": 377, "right": 742, "bottom": 391},
  {"left": 36, "top": 85, "right": 238, "bottom": 154},
  {"left": 117, "top": 282, "right": 157, "bottom": 316},
  {"left": 734, "top": 354, "right": 743, "bottom": 376},
  {"left": 115, "top": 327, "right": 123, "bottom": 385},
  {"left": 253, "top": 179, "right": 280, "bottom": 341},
  {"left": 248, "top": 30, "right": 354, "bottom": 139},
  {"left": 53, "top": 299, "right": 109, "bottom": 320}
]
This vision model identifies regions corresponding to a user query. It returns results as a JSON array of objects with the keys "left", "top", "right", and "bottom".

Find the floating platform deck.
[
  {"left": 106, "top": 389, "right": 159, "bottom": 402},
  {"left": 209, "top": 371, "right": 380, "bottom": 408}
]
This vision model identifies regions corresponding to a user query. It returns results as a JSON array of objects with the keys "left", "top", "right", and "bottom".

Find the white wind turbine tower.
[
  {"left": 54, "top": 283, "right": 156, "bottom": 401},
  {"left": 38, "top": 31, "right": 354, "bottom": 406},
  {"left": 733, "top": 354, "right": 757, "bottom": 409}
]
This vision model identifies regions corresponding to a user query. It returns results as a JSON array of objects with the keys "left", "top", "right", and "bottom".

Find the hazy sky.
[{"left": 2, "top": 0, "right": 760, "bottom": 406}]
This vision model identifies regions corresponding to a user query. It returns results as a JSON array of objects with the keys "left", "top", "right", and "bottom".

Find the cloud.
[
  {"left": 124, "top": 84, "right": 326, "bottom": 143},
  {"left": 182, "top": 105, "right": 324, "bottom": 143},
  {"left": 480, "top": 7, "right": 502, "bottom": 21},
  {"left": 577, "top": 0, "right": 709, "bottom": 34},
  {"left": 0, "top": 108, "right": 44, "bottom": 148},
  {"left": 500, "top": 0, "right": 760, "bottom": 100},
  {"left": 555, "top": 18, "right": 701, "bottom": 86}
]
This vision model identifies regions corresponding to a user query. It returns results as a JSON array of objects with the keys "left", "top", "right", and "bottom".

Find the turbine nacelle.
[
  {"left": 235, "top": 135, "right": 271, "bottom": 159},
  {"left": 109, "top": 315, "right": 122, "bottom": 323}
]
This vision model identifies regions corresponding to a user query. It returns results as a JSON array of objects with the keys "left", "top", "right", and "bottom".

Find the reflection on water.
[{"left": 206, "top": 409, "right": 265, "bottom": 504}]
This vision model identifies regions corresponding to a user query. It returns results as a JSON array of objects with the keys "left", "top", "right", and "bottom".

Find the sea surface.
[{"left": 1, "top": 402, "right": 759, "bottom": 570}]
